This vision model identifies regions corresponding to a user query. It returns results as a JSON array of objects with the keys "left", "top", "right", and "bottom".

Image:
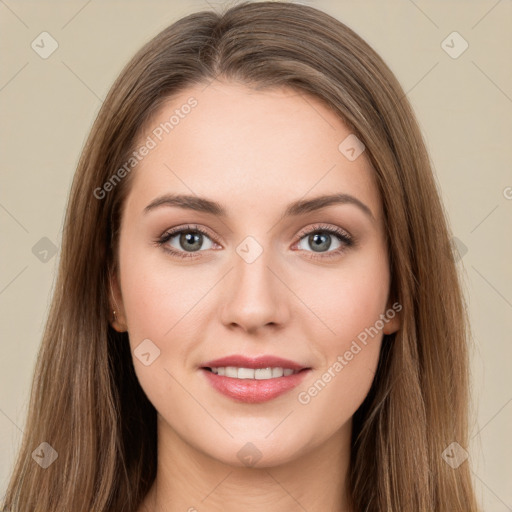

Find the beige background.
[{"left": 1, "top": 0, "right": 511, "bottom": 509}]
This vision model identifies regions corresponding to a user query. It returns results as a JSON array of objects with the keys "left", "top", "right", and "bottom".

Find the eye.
[
  {"left": 155, "top": 224, "right": 218, "bottom": 259},
  {"left": 294, "top": 224, "right": 354, "bottom": 260},
  {"left": 155, "top": 223, "right": 354, "bottom": 261}
]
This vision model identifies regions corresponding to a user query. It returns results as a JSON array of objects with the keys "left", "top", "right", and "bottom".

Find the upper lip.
[{"left": 201, "top": 355, "right": 310, "bottom": 371}]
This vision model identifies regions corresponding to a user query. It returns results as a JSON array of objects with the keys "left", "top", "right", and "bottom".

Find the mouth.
[
  {"left": 199, "top": 366, "right": 312, "bottom": 403},
  {"left": 201, "top": 366, "right": 308, "bottom": 379},
  {"left": 198, "top": 354, "right": 312, "bottom": 403}
]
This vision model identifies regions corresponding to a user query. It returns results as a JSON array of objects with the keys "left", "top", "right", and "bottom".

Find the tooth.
[
  {"left": 237, "top": 367, "right": 255, "bottom": 379},
  {"left": 271, "top": 367, "right": 284, "bottom": 378},
  {"left": 225, "top": 366, "right": 238, "bottom": 378},
  {"left": 209, "top": 366, "right": 298, "bottom": 379},
  {"left": 255, "top": 368, "right": 273, "bottom": 379}
]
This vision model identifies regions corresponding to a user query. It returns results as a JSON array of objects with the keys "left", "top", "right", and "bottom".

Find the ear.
[
  {"left": 382, "top": 298, "right": 401, "bottom": 335},
  {"left": 109, "top": 268, "right": 128, "bottom": 333}
]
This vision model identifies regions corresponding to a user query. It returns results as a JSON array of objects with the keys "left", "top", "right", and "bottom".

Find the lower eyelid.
[
  {"left": 162, "top": 231, "right": 216, "bottom": 251},
  {"left": 158, "top": 226, "right": 352, "bottom": 256}
]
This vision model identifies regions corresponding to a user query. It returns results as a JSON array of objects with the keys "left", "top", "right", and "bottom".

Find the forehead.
[{"left": 124, "top": 80, "right": 382, "bottom": 223}]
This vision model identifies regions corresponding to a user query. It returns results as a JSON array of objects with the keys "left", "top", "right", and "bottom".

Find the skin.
[{"left": 109, "top": 80, "right": 400, "bottom": 512}]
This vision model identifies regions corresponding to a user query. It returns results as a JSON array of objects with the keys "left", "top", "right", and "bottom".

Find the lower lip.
[{"left": 200, "top": 368, "right": 311, "bottom": 403}]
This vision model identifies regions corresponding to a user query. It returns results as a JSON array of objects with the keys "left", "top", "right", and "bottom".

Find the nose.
[{"left": 220, "top": 246, "right": 289, "bottom": 334}]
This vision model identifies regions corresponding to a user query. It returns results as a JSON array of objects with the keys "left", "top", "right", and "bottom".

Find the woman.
[{"left": 2, "top": 1, "right": 480, "bottom": 511}]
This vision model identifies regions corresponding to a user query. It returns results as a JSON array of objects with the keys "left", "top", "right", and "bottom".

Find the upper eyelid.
[
  {"left": 161, "top": 223, "right": 352, "bottom": 246},
  {"left": 296, "top": 223, "right": 351, "bottom": 239}
]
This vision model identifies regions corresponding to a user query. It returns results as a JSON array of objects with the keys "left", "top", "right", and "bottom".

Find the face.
[{"left": 110, "top": 80, "right": 400, "bottom": 467}]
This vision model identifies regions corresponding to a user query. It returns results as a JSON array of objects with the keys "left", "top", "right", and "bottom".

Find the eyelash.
[{"left": 154, "top": 223, "right": 354, "bottom": 261}]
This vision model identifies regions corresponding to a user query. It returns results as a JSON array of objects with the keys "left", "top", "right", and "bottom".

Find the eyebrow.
[{"left": 143, "top": 193, "right": 375, "bottom": 222}]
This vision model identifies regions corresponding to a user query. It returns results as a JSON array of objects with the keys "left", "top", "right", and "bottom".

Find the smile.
[
  {"left": 200, "top": 367, "right": 311, "bottom": 403},
  {"left": 206, "top": 366, "right": 301, "bottom": 379}
]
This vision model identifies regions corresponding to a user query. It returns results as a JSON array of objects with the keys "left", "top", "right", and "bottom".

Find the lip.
[
  {"left": 200, "top": 354, "right": 309, "bottom": 371},
  {"left": 199, "top": 354, "right": 312, "bottom": 404},
  {"left": 200, "top": 367, "right": 312, "bottom": 403}
]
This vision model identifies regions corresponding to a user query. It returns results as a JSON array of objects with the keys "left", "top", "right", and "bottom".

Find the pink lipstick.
[{"left": 199, "top": 354, "right": 312, "bottom": 403}]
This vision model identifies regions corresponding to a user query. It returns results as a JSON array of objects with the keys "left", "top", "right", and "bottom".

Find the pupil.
[
  {"left": 310, "top": 232, "right": 331, "bottom": 252},
  {"left": 177, "top": 231, "right": 332, "bottom": 253},
  {"left": 180, "top": 232, "right": 202, "bottom": 252}
]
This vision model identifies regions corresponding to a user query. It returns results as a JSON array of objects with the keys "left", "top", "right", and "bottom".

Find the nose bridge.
[{"left": 220, "top": 234, "right": 287, "bottom": 331}]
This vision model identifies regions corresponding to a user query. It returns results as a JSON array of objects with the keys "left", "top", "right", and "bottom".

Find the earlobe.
[
  {"left": 382, "top": 298, "right": 401, "bottom": 335},
  {"left": 383, "top": 314, "right": 400, "bottom": 335},
  {"left": 111, "top": 309, "right": 127, "bottom": 333},
  {"left": 109, "top": 270, "right": 128, "bottom": 332}
]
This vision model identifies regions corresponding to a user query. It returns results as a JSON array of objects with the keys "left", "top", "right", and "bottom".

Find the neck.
[{"left": 140, "top": 414, "right": 354, "bottom": 512}]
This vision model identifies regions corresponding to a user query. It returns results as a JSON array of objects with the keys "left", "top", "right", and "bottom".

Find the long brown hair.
[{"left": 2, "top": 1, "right": 479, "bottom": 510}]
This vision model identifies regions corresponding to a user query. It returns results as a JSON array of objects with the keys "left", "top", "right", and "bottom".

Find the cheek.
[
  {"left": 117, "top": 242, "right": 205, "bottom": 407},
  {"left": 293, "top": 246, "right": 389, "bottom": 410},
  {"left": 294, "top": 293, "right": 386, "bottom": 435},
  {"left": 118, "top": 237, "right": 210, "bottom": 341},
  {"left": 117, "top": 238, "right": 221, "bottom": 403},
  {"left": 301, "top": 243, "right": 391, "bottom": 350},
  {"left": 295, "top": 335, "right": 382, "bottom": 441}
]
